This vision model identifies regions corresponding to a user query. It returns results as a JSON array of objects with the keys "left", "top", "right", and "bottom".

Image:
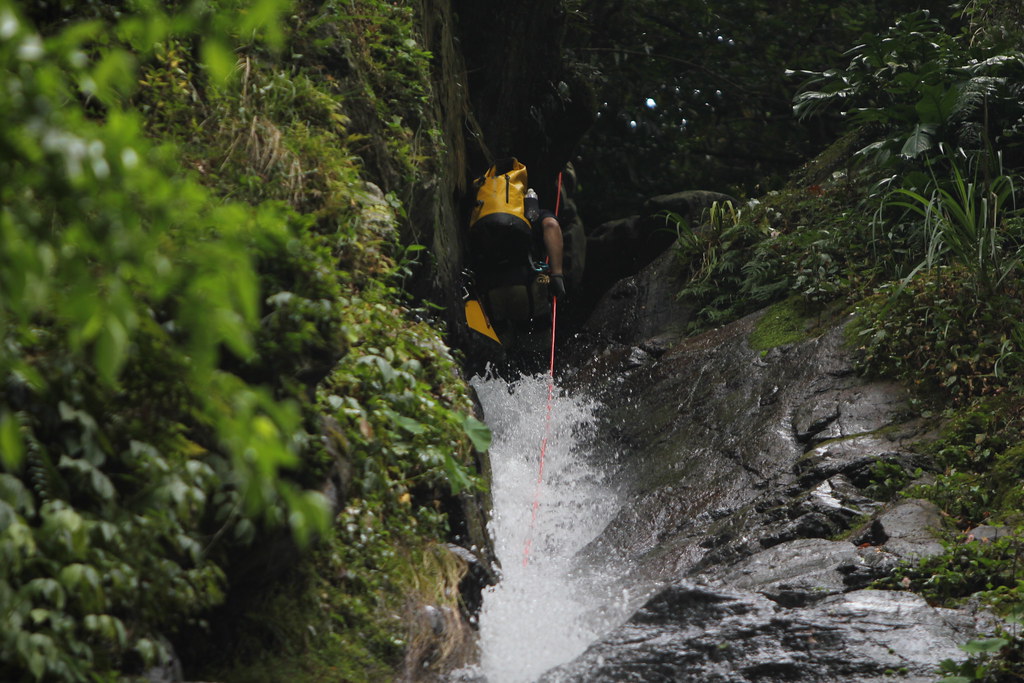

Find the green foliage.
[
  {"left": 792, "top": 8, "right": 1024, "bottom": 170},
  {"left": 882, "top": 534, "right": 1024, "bottom": 606},
  {"left": 882, "top": 152, "right": 1024, "bottom": 297},
  {"left": 937, "top": 626, "right": 1024, "bottom": 682},
  {"left": 672, "top": 200, "right": 787, "bottom": 330},
  {"left": 867, "top": 400, "right": 1024, "bottom": 679},
  {"left": 649, "top": 5, "right": 1024, "bottom": 677},
  {"left": 834, "top": 19, "right": 1024, "bottom": 409},
  {"left": 205, "top": 535, "right": 472, "bottom": 683},
  {"left": 863, "top": 459, "right": 916, "bottom": 502},
  {"left": 318, "top": 284, "right": 483, "bottom": 500},
  {"left": 851, "top": 265, "right": 1024, "bottom": 404},
  {"left": 672, "top": 186, "right": 880, "bottom": 333},
  {"left": 912, "top": 401, "right": 1024, "bottom": 527},
  {"left": 340, "top": 0, "right": 434, "bottom": 117},
  {"left": 868, "top": 401, "right": 1024, "bottom": 679},
  {"left": 0, "top": 0, "right": 482, "bottom": 680},
  {"left": 0, "top": 2, "right": 343, "bottom": 678},
  {"left": 289, "top": 0, "right": 440, "bottom": 220}
]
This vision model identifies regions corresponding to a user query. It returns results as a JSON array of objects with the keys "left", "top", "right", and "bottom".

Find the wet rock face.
[
  {"left": 541, "top": 584, "right": 987, "bottom": 683},
  {"left": 572, "top": 309, "right": 909, "bottom": 579},
  {"left": 543, "top": 243, "right": 989, "bottom": 680},
  {"left": 565, "top": 245, "right": 942, "bottom": 581}
]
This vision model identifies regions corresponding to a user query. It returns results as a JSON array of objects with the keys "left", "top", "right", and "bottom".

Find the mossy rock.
[{"left": 749, "top": 298, "right": 812, "bottom": 352}]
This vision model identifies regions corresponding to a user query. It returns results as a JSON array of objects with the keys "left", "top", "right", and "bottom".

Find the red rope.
[
  {"left": 554, "top": 171, "right": 563, "bottom": 216},
  {"left": 522, "top": 169, "right": 564, "bottom": 567},
  {"left": 522, "top": 295, "right": 557, "bottom": 567}
]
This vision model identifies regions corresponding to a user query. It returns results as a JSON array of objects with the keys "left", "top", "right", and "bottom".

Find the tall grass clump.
[{"left": 884, "top": 150, "right": 1023, "bottom": 298}]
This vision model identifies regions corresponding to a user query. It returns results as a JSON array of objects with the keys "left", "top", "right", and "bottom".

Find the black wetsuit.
[{"left": 471, "top": 209, "right": 558, "bottom": 290}]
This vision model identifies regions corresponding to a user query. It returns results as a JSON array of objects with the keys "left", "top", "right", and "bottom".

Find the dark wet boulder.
[
  {"left": 580, "top": 190, "right": 736, "bottom": 312},
  {"left": 641, "top": 190, "right": 738, "bottom": 219},
  {"left": 564, "top": 247, "right": 694, "bottom": 355},
  {"left": 791, "top": 381, "right": 913, "bottom": 447},
  {"left": 964, "top": 524, "right": 1016, "bottom": 543},
  {"left": 547, "top": 275, "right": 987, "bottom": 680},
  {"left": 573, "top": 310, "right": 910, "bottom": 580}
]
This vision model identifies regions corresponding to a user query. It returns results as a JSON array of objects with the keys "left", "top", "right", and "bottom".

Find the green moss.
[
  {"left": 830, "top": 513, "right": 874, "bottom": 542},
  {"left": 748, "top": 298, "right": 809, "bottom": 351}
]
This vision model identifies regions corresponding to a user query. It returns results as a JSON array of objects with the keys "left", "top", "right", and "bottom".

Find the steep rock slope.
[{"left": 541, "top": 248, "right": 994, "bottom": 681}]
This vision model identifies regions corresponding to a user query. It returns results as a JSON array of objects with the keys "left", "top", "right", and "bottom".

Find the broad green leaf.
[
  {"left": 89, "top": 468, "right": 115, "bottom": 501},
  {"left": 200, "top": 38, "right": 236, "bottom": 89},
  {"left": 134, "top": 638, "right": 159, "bottom": 666},
  {"left": 1006, "top": 603, "right": 1024, "bottom": 625},
  {"left": 0, "top": 411, "right": 24, "bottom": 472},
  {"left": 286, "top": 489, "right": 330, "bottom": 547},
  {"left": 84, "top": 614, "right": 127, "bottom": 645},
  {"left": 59, "top": 563, "right": 104, "bottom": 611},
  {"left": 95, "top": 314, "right": 129, "bottom": 385},
  {"left": 0, "top": 500, "right": 15, "bottom": 533},
  {"left": 213, "top": 307, "right": 255, "bottom": 361},
  {"left": 25, "top": 577, "right": 65, "bottom": 607},
  {"left": 913, "top": 84, "right": 956, "bottom": 123},
  {"left": 443, "top": 453, "right": 474, "bottom": 495},
  {"left": 58, "top": 563, "right": 85, "bottom": 590},
  {"left": 26, "top": 647, "right": 45, "bottom": 680},
  {"left": 86, "top": 48, "right": 138, "bottom": 106},
  {"left": 233, "top": 518, "right": 256, "bottom": 545},
  {"left": 462, "top": 415, "right": 492, "bottom": 452},
  {"left": 959, "top": 637, "right": 1008, "bottom": 654},
  {"left": 900, "top": 123, "right": 936, "bottom": 158},
  {"left": 385, "top": 409, "right": 426, "bottom": 435}
]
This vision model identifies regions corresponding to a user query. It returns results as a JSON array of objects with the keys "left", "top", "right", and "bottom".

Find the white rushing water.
[{"left": 465, "top": 372, "right": 632, "bottom": 683}]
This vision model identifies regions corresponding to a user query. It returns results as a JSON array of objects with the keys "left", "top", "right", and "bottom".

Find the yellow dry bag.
[{"left": 469, "top": 158, "right": 530, "bottom": 235}]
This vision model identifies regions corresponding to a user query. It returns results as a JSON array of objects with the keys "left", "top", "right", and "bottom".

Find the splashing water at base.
[{"left": 464, "top": 372, "right": 632, "bottom": 683}]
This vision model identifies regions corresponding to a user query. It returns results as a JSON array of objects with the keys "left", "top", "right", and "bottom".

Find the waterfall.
[{"left": 463, "top": 372, "right": 633, "bottom": 683}]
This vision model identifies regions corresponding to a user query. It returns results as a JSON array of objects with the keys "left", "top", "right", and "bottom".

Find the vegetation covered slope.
[
  {"left": 0, "top": 1, "right": 488, "bottom": 680},
  {"left": 668, "top": 3, "right": 1024, "bottom": 679}
]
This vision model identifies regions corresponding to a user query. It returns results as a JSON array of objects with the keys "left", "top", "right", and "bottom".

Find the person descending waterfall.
[{"left": 462, "top": 157, "right": 567, "bottom": 344}]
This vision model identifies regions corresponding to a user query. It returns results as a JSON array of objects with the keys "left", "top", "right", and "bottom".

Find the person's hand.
[{"left": 548, "top": 273, "right": 566, "bottom": 299}]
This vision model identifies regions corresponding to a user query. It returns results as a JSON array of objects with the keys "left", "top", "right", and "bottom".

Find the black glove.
[{"left": 548, "top": 273, "right": 566, "bottom": 299}]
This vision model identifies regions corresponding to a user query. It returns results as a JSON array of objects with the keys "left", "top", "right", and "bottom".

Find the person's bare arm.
[{"left": 542, "top": 216, "right": 564, "bottom": 275}]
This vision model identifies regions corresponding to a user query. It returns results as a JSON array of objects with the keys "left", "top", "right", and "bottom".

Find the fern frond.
[{"left": 953, "top": 75, "right": 1003, "bottom": 123}]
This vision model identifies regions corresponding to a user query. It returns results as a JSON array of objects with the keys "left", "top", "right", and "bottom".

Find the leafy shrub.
[
  {"left": 0, "top": 1, "right": 484, "bottom": 680},
  {"left": 884, "top": 535, "right": 1024, "bottom": 606},
  {"left": 937, "top": 631, "right": 1024, "bottom": 683},
  {"left": 863, "top": 459, "right": 916, "bottom": 502},
  {"left": 851, "top": 264, "right": 1024, "bottom": 404},
  {"left": 672, "top": 186, "right": 881, "bottom": 331},
  {"left": 0, "top": 3, "right": 345, "bottom": 678},
  {"left": 792, "top": 9, "right": 1024, "bottom": 169}
]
